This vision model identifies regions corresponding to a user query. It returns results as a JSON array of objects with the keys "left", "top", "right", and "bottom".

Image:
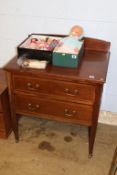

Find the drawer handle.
[
  {"left": 64, "top": 109, "right": 77, "bottom": 117},
  {"left": 27, "top": 103, "right": 40, "bottom": 111},
  {"left": 27, "top": 82, "right": 40, "bottom": 91},
  {"left": 64, "top": 88, "right": 79, "bottom": 96}
]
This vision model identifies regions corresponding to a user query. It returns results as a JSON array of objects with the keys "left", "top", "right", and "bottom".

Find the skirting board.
[{"left": 99, "top": 111, "right": 117, "bottom": 125}]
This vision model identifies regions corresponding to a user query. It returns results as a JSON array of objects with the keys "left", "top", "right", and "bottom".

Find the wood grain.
[{"left": 4, "top": 37, "right": 110, "bottom": 155}]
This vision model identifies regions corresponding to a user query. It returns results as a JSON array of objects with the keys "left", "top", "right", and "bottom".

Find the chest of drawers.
[
  {"left": 0, "top": 70, "right": 12, "bottom": 138},
  {"left": 4, "top": 37, "right": 110, "bottom": 157}
]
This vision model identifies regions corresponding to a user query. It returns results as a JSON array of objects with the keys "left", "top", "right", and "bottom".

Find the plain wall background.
[{"left": 0, "top": 0, "right": 117, "bottom": 112}]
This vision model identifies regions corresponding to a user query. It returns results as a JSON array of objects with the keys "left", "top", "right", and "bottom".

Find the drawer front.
[
  {"left": 15, "top": 94, "right": 93, "bottom": 125},
  {"left": 13, "top": 75, "right": 95, "bottom": 103},
  {"left": 0, "top": 113, "right": 5, "bottom": 130}
]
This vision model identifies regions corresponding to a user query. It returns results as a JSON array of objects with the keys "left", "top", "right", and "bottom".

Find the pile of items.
[{"left": 17, "top": 25, "right": 84, "bottom": 69}]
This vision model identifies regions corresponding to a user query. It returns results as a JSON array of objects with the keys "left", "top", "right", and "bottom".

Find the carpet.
[{"left": 0, "top": 116, "right": 117, "bottom": 175}]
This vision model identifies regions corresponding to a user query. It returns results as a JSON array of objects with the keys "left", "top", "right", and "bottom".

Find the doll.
[
  {"left": 69, "top": 25, "right": 84, "bottom": 38},
  {"left": 55, "top": 25, "right": 84, "bottom": 54}
]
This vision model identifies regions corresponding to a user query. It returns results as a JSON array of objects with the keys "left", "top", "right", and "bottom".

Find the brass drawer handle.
[
  {"left": 27, "top": 82, "right": 40, "bottom": 91},
  {"left": 27, "top": 103, "right": 40, "bottom": 111},
  {"left": 64, "top": 109, "right": 77, "bottom": 117},
  {"left": 64, "top": 88, "right": 79, "bottom": 96}
]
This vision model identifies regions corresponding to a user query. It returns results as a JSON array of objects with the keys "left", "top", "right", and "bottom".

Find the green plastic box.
[{"left": 52, "top": 41, "right": 84, "bottom": 68}]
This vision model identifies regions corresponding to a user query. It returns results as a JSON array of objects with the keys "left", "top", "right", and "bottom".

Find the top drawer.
[{"left": 13, "top": 75, "right": 95, "bottom": 104}]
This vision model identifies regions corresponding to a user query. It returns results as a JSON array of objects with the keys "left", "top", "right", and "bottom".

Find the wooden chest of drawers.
[
  {"left": 4, "top": 37, "right": 110, "bottom": 156},
  {"left": 0, "top": 70, "right": 12, "bottom": 138}
]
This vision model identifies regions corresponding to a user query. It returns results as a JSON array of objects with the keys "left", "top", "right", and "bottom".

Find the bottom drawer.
[{"left": 15, "top": 94, "right": 93, "bottom": 125}]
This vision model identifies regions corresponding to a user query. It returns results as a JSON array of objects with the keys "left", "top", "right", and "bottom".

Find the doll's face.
[{"left": 70, "top": 25, "right": 83, "bottom": 37}]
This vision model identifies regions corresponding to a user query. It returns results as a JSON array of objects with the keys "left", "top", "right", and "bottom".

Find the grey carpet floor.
[{"left": 0, "top": 116, "right": 117, "bottom": 175}]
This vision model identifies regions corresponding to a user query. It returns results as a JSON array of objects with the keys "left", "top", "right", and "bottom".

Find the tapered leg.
[
  {"left": 11, "top": 113, "right": 19, "bottom": 142},
  {"left": 88, "top": 124, "right": 98, "bottom": 158},
  {"left": 88, "top": 85, "right": 103, "bottom": 158}
]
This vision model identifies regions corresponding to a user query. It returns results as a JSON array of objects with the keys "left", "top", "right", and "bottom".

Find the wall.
[{"left": 0, "top": 0, "right": 117, "bottom": 113}]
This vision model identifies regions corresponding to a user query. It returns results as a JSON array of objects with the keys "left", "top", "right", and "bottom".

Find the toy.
[
  {"left": 24, "top": 36, "right": 60, "bottom": 51},
  {"left": 69, "top": 25, "right": 83, "bottom": 38},
  {"left": 55, "top": 25, "right": 84, "bottom": 54}
]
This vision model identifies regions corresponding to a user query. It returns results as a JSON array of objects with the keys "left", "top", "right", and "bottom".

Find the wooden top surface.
[
  {"left": 4, "top": 37, "right": 110, "bottom": 85},
  {"left": 0, "top": 69, "right": 7, "bottom": 94}
]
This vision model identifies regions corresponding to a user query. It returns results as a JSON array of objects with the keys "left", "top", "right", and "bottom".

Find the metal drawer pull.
[
  {"left": 27, "top": 82, "right": 40, "bottom": 91},
  {"left": 64, "top": 88, "right": 79, "bottom": 96},
  {"left": 27, "top": 103, "right": 40, "bottom": 111},
  {"left": 64, "top": 109, "right": 76, "bottom": 117}
]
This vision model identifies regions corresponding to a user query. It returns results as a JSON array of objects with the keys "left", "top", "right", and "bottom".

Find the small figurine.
[
  {"left": 48, "top": 39, "right": 60, "bottom": 51},
  {"left": 55, "top": 25, "right": 84, "bottom": 54}
]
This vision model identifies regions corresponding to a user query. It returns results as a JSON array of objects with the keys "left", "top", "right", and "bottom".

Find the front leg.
[
  {"left": 11, "top": 112, "right": 19, "bottom": 142},
  {"left": 88, "top": 124, "right": 98, "bottom": 158}
]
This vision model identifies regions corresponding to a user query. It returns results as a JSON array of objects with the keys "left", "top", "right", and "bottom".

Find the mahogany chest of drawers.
[
  {"left": 4, "top": 37, "right": 110, "bottom": 156},
  {"left": 0, "top": 69, "right": 12, "bottom": 138}
]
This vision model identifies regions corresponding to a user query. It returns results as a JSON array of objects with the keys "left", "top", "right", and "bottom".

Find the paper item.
[{"left": 17, "top": 57, "right": 48, "bottom": 69}]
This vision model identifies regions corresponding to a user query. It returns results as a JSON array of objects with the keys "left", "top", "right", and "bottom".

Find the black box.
[{"left": 17, "top": 34, "right": 65, "bottom": 62}]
